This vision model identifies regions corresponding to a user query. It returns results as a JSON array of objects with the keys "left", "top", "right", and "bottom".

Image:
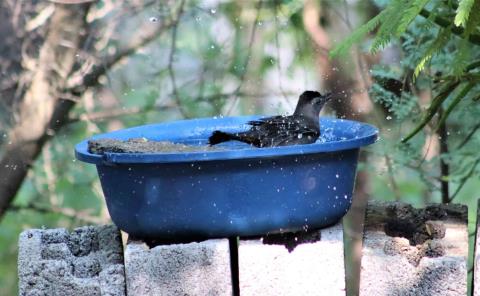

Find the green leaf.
[
  {"left": 454, "top": 0, "right": 475, "bottom": 27},
  {"left": 452, "top": 39, "right": 471, "bottom": 76},
  {"left": 370, "top": 0, "right": 405, "bottom": 53},
  {"left": 329, "top": 9, "right": 388, "bottom": 58},
  {"left": 413, "top": 28, "right": 451, "bottom": 78},
  {"left": 435, "top": 82, "right": 475, "bottom": 131},
  {"left": 395, "top": 0, "right": 432, "bottom": 36},
  {"left": 401, "top": 79, "right": 460, "bottom": 142},
  {"left": 463, "top": 0, "right": 480, "bottom": 36}
]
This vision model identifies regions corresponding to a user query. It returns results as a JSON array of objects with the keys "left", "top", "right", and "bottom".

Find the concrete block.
[
  {"left": 474, "top": 199, "right": 480, "bottom": 296},
  {"left": 238, "top": 222, "right": 345, "bottom": 296},
  {"left": 124, "top": 238, "right": 232, "bottom": 296},
  {"left": 360, "top": 201, "right": 468, "bottom": 296},
  {"left": 18, "top": 225, "right": 125, "bottom": 296}
]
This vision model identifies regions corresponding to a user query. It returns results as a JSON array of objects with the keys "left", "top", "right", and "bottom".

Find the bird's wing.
[
  {"left": 247, "top": 115, "right": 287, "bottom": 126},
  {"left": 249, "top": 115, "right": 318, "bottom": 132},
  {"left": 248, "top": 116, "right": 318, "bottom": 144}
]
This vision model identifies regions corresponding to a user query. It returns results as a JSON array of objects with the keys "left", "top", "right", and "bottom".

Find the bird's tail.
[{"left": 208, "top": 131, "right": 235, "bottom": 145}]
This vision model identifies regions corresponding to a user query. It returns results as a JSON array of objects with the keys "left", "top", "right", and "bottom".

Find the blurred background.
[{"left": 1, "top": 0, "right": 479, "bottom": 294}]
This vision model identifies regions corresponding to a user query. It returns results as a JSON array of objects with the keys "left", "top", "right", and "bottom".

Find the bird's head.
[{"left": 295, "top": 91, "right": 332, "bottom": 117}]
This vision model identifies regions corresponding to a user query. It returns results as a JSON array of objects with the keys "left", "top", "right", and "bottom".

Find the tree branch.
[
  {"left": 67, "top": 12, "right": 179, "bottom": 93},
  {"left": 0, "top": 3, "right": 92, "bottom": 220},
  {"left": 226, "top": 0, "right": 263, "bottom": 115},
  {"left": 167, "top": 0, "right": 188, "bottom": 118},
  {"left": 419, "top": 8, "right": 480, "bottom": 45},
  {"left": 447, "top": 157, "right": 480, "bottom": 203},
  {"left": 9, "top": 202, "right": 105, "bottom": 224},
  {"left": 456, "top": 122, "right": 480, "bottom": 149},
  {"left": 0, "top": 2, "right": 179, "bottom": 221}
]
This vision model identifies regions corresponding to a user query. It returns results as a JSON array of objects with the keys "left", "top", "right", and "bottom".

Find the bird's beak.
[
  {"left": 323, "top": 92, "right": 333, "bottom": 101},
  {"left": 312, "top": 92, "right": 333, "bottom": 105}
]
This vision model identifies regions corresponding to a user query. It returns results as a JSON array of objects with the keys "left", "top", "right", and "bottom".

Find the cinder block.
[
  {"left": 18, "top": 225, "right": 126, "bottom": 296},
  {"left": 360, "top": 201, "right": 468, "bottom": 296},
  {"left": 238, "top": 222, "right": 345, "bottom": 296},
  {"left": 125, "top": 238, "right": 232, "bottom": 296},
  {"left": 474, "top": 200, "right": 480, "bottom": 296}
]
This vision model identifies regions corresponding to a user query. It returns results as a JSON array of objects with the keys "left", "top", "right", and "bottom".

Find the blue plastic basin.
[{"left": 75, "top": 116, "right": 378, "bottom": 240}]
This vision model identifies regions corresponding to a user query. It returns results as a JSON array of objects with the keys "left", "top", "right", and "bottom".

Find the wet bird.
[{"left": 208, "top": 91, "right": 332, "bottom": 147}]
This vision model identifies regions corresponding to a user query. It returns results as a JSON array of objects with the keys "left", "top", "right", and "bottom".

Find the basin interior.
[{"left": 75, "top": 116, "right": 378, "bottom": 164}]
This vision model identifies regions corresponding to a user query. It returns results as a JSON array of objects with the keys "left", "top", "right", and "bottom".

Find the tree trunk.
[
  {"left": 303, "top": 2, "right": 375, "bottom": 295},
  {"left": 0, "top": 2, "right": 91, "bottom": 218}
]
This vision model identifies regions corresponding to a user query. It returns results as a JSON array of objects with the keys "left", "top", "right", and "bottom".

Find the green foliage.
[
  {"left": 329, "top": 10, "right": 387, "bottom": 57},
  {"left": 333, "top": 0, "right": 480, "bottom": 226},
  {"left": 332, "top": 0, "right": 480, "bottom": 141},
  {"left": 395, "top": 0, "right": 431, "bottom": 36},
  {"left": 413, "top": 28, "right": 450, "bottom": 78},
  {"left": 369, "top": 67, "right": 417, "bottom": 120},
  {"left": 455, "top": 0, "right": 475, "bottom": 27},
  {"left": 2, "top": 1, "right": 480, "bottom": 294}
]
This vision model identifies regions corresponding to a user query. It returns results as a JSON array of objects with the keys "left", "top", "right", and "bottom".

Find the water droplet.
[
  {"left": 335, "top": 174, "right": 339, "bottom": 178},
  {"left": 210, "top": 8, "right": 217, "bottom": 14},
  {"left": 297, "top": 134, "right": 303, "bottom": 139},
  {"left": 386, "top": 115, "right": 392, "bottom": 120},
  {"left": 149, "top": 17, "right": 158, "bottom": 22}
]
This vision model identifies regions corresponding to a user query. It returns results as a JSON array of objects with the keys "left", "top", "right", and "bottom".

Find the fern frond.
[
  {"left": 370, "top": 0, "right": 405, "bottom": 53},
  {"left": 395, "top": 0, "right": 432, "bottom": 36},
  {"left": 329, "top": 9, "right": 388, "bottom": 58},
  {"left": 413, "top": 28, "right": 451, "bottom": 78},
  {"left": 454, "top": 0, "right": 475, "bottom": 27},
  {"left": 463, "top": 0, "right": 480, "bottom": 36},
  {"left": 452, "top": 39, "right": 471, "bottom": 76}
]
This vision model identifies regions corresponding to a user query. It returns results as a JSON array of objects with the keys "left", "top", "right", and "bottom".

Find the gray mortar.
[{"left": 18, "top": 225, "right": 125, "bottom": 296}]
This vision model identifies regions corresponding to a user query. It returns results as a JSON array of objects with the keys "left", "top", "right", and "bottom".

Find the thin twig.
[
  {"left": 402, "top": 79, "right": 460, "bottom": 142},
  {"left": 66, "top": 8, "right": 179, "bottom": 93},
  {"left": 447, "top": 157, "right": 480, "bottom": 203},
  {"left": 9, "top": 203, "right": 104, "bottom": 224},
  {"left": 69, "top": 107, "right": 144, "bottom": 123},
  {"left": 419, "top": 8, "right": 480, "bottom": 45},
  {"left": 167, "top": 0, "right": 188, "bottom": 118},
  {"left": 273, "top": 0, "right": 292, "bottom": 108},
  {"left": 457, "top": 122, "right": 480, "bottom": 149},
  {"left": 227, "top": 0, "right": 263, "bottom": 115},
  {"left": 384, "top": 154, "right": 401, "bottom": 201}
]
